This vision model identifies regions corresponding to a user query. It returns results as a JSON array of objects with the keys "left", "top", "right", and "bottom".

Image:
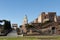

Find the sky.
[{"left": 0, "top": 0, "right": 60, "bottom": 26}]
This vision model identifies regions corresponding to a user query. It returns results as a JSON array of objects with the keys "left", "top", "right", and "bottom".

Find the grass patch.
[{"left": 0, "top": 36, "right": 60, "bottom": 40}]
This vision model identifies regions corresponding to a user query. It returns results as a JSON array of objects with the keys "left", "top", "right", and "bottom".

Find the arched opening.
[{"left": 52, "top": 27, "right": 55, "bottom": 34}]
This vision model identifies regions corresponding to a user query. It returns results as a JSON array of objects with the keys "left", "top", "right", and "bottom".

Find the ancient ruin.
[{"left": 20, "top": 12, "right": 60, "bottom": 36}]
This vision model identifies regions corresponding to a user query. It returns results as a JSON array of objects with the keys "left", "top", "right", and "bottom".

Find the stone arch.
[{"left": 51, "top": 27, "right": 56, "bottom": 34}]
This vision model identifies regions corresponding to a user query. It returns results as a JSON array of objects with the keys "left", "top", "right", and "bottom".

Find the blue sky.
[{"left": 0, "top": 0, "right": 60, "bottom": 26}]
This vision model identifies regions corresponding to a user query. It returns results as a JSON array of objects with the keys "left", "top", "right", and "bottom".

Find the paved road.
[{"left": 7, "top": 30, "right": 18, "bottom": 37}]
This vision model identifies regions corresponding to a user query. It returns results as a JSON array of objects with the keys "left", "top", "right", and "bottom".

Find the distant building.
[
  {"left": 33, "top": 18, "right": 38, "bottom": 23},
  {"left": 12, "top": 24, "right": 18, "bottom": 30},
  {"left": 20, "top": 15, "right": 28, "bottom": 34},
  {"left": 37, "top": 12, "right": 57, "bottom": 23},
  {"left": 23, "top": 15, "right": 28, "bottom": 25}
]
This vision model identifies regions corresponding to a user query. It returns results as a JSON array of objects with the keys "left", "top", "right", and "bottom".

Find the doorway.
[{"left": 52, "top": 27, "right": 56, "bottom": 34}]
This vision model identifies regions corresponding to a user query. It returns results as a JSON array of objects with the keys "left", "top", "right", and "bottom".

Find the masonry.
[{"left": 20, "top": 12, "right": 60, "bottom": 36}]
